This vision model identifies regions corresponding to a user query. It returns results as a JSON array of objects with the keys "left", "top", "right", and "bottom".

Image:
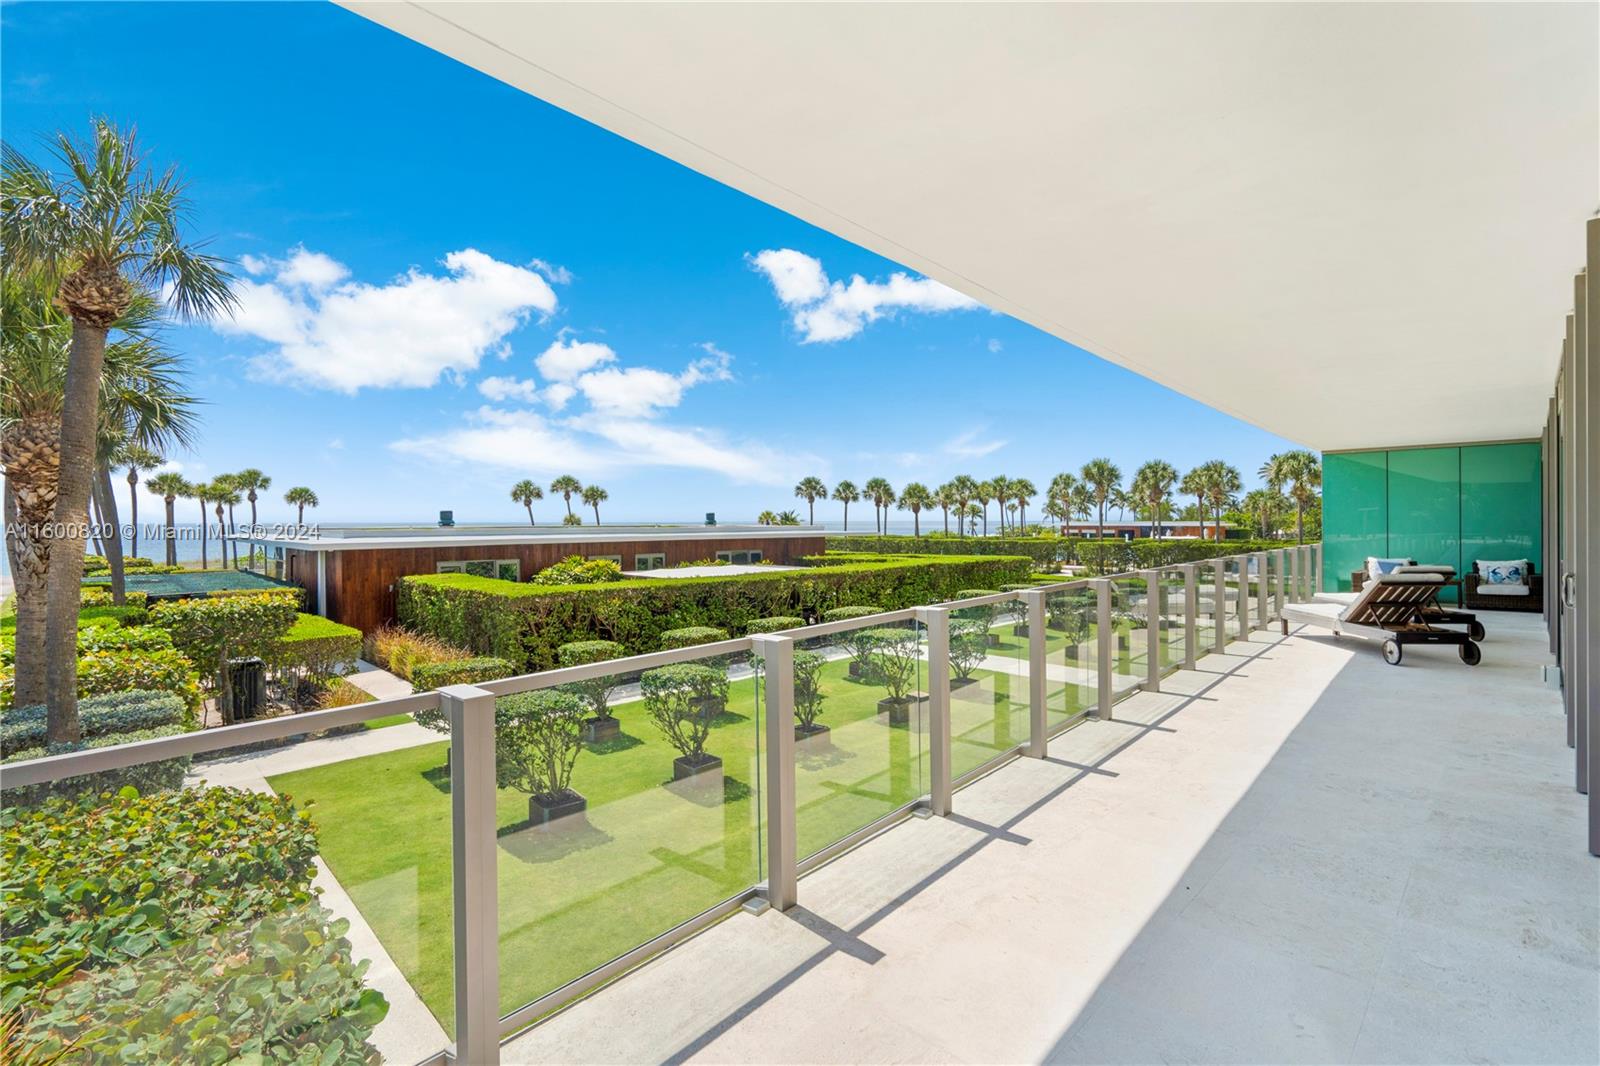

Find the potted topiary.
[
  {"left": 823, "top": 606, "right": 883, "bottom": 679},
  {"left": 864, "top": 627, "right": 924, "bottom": 725},
  {"left": 955, "top": 589, "right": 1003, "bottom": 646},
  {"left": 793, "top": 649, "right": 829, "bottom": 746},
  {"left": 495, "top": 689, "right": 588, "bottom": 829},
  {"left": 949, "top": 619, "right": 988, "bottom": 699},
  {"left": 1050, "top": 596, "right": 1093, "bottom": 665},
  {"left": 642, "top": 663, "right": 728, "bottom": 790},
  {"left": 557, "top": 640, "right": 627, "bottom": 743},
  {"left": 1000, "top": 584, "right": 1035, "bottom": 637}
]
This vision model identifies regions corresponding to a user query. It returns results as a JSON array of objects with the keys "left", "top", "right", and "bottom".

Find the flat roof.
[
  {"left": 82, "top": 569, "right": 299, "bottom": 600},
  {"left": 230, "top": 523, "right": 825, "bottom": 551}
]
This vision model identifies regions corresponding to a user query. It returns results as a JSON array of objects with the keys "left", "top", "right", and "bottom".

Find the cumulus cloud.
[
  {"left": 542, "top": 382, "right": 577, "bottom": 411},
  {"left": 535, "top": 338, "right": 617, "bottom": 382},
  {"left": 573, "top": 344, "right": 733, "bottom": 417},
  {"left": 988, "top": 338, "right": 1003, "bottom": 354},
  {"left": 478, "top": 376, "right": 540, "bottom": 403},
  {"left": 748, "top": 248, "right": 981, "bottom": 343},
  {"left": 219, "top": 248, "right": 558, "bottom": 392}
]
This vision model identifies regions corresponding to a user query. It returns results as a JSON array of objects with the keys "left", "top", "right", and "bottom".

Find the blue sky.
[{"left": 2, "top": 1, "right": 1298, "bottom": 528}]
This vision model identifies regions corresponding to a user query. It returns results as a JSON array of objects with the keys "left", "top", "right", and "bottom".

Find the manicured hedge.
[
  {"left": 397, "top": 553, "right": 1033, "bottom": 670},
  {"left": 1, "top": 787, "right": 386, "bottom": 1060},
  {"left": 1, "top": 689, "right": 190, "bottom": 756},
  {"left": 2, "top": 724, "right": 191, "bottom": 807},
  {"left": 0, "top": 623, "right": 201, "bottom": 713},
  {"left": 660, "top": 626, "right": 730, "bottom": 649},
  {"left": 410, "top": 656, "right": 518, "bottom": 690},
  {"left": 825, "top": 534, "right": 1295, "bottom": 572},
  {"left": 273, "top": 613, "right": 362, "bottom": 683},
  {"left": 745, "top": 616, "right": 804, "bottom": 634}
]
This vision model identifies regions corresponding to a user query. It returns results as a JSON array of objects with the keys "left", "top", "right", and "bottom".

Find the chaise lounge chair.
[
  {"left": 1284, "top": 571, "right": 1482, "bottom": 667},
  {"left": 1315, "top": 564, "right": 1486, "bottom": 641}
]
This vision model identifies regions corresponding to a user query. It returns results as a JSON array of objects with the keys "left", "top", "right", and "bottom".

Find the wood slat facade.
[{"left": 281, "top": 533, "right": 826, "bottom": 634}]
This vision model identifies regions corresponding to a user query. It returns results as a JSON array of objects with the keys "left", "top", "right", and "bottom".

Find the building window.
[
  {"left": 589, "top": 554, "right": 622, "bottom": 566},
  {"left": 634, "top": 553, "right": 666, "bottom": 571},
  {"left": 438, "top": 559, "right": 520, "bottom": 581},
  {"left": 715, "top": 550, "right": 763, "bottom": 565}
]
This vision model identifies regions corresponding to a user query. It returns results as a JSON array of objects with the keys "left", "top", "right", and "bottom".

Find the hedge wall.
[
  {"left": 397, "top": 553, "right": 1032, "bottom": 670},
  {"left": 824, "top": 534, "right": 1296, "bottom": 573}
]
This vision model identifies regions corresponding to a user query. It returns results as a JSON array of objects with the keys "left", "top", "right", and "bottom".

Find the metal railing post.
[
  {"left": 1142, "top": 569, "right": 1162, "bottom": 692},
  {"left": 1094, "top": 579, "right": 1113, "bottom": 719},
  {"left": 1286, "top": 546, "right": 1300, "bottom": 603},
  {"left": 751, "top": 635, "right": 797, "bottom": 911},
  {"left": 1301, "top": 545, "right": 1313, "bottom": 600},
  {"left": 1235, "top": 557, "right": 1250, "bottom": 639},
  {"left": 1272, "top": 548, "right": 1286, "bottom": 617},
  {"left": 1312, "top": 542, "right": 1323, "bottom": 595},
  {"left": 1181, "top": 564, "right": 1197, "bottom": 668},
  {"left": 444, "top": 683, "right": 500, "bottom": 1066},
  {"left": 1213, "top": 559, "right": 1227, "bottom": 654},
  {"left": 1255, "top": 551, "right": 1269, "bottom": 627},
  {"left": 1022, "top": 590, "right": 1048, "bottom": 757},
  {"left": 914, "top": 606, "right": 953, "bottom": 816}
]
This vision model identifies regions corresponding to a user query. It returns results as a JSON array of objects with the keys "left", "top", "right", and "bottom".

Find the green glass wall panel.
[
  {"left": 1462, "top": 442, "right": 1542, "bottom": 574},
  {"left": 1387, "top": 447, "right": 1462, "bottom": 602},
  {"left": 1323, "top": 451, "right": 1388, "bottom": 591}
]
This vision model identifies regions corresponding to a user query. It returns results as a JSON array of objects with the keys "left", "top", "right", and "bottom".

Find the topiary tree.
[
  {"left": 151, "top": 591, "right": 298, "bottom": 724},
  {"left": 954, "top": 588, "right": 1002, "bottom": 643},
  {"left": 659, "top": 626, "right": 730, "bottom": 650},
  {"left": 821, "top": 605, "right": 882, "bottom": 624},
  {"left": 863, "top": 627, "right": 919, "bottom": 703},
  {"left": 495, "top": 689, "right": 587, "bottom": 822},
  {"left": 793, "top": 649, "right": 827, "bottom": 735},
  {"left": 824, "top": 606, "right": 885, "bottom": 680},
  {"left": 557, "top": 639, "right": 626, "bottom": 741},
  {"left": 641, "top": 663, "right": 727, "bottom": 768},
  {"left": 949, "top": 619, "right": 988, "bottom": 683},
  {"left": 744, "top": 616, "right": 804, "bottom": 635}
]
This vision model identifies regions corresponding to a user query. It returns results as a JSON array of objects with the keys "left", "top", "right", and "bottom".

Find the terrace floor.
[{"left": 502, "top": 613, "right": 1599, "bottom": 1065}]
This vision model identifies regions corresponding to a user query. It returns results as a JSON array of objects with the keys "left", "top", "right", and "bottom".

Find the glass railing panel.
[
  {"left": 489, "top": 648, "right": 763, "bottom": 1018},
  {"left": 794, "top": 617, "right": 927, "bottom": 861},
  {"left": 1218, "top": 559, "right": 1238, "bottom": 647},
  {"left": 949, "top": 596, "right": 1028, "bottom": 779},
  {"left": 1044, "top": 586, "right": 1098, "bottom": 730},
  {"left": 1195, "top": 568, "right": 1218, "bottom": 658},
  {"left": 5, "top": 722, "right": 448, "bottom": 1064},
  {"left": 1159, "top": 570, "right": 1187, "bottom": 673},
  {"left": 1109, "top": 576, "right": 1147, "bottom": 702}
]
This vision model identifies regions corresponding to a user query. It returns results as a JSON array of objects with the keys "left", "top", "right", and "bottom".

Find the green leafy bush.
[
  {"left": 821, "top": 605, "right": 883, "bottom": 623},
  {"left": 495, "top": 690, "right": 587, "bottom": 803},
  {"left": 949, "top": 619, "right": 988, "bottom": 681},
  {"left": 863, "top": 628, "right": 920, "bottom": 702},
  {"left": 272, "top": 613, "right": 362, "bottom": 686},
  {"left": 660, "top": 626, "right": 730, "bottom": 650},
  {"left": 530, "top": 555, "right": 624, "bottom": 586},
  {"left": 641, "top": 663, "right": 728, "bottom": 761},
  {"left": 1, "top": 625, "right": 201, "bottom": 713},
  {"left": 557, "top": 640, "right": 627, "bottom": 722},
  {"left": 410, "top": 656, "right": 516, "bottom": 691},
  {"left": 1, "top": 787, "right": 385, "bottom": 1061},
  {"left": 794, "top": 650, "right": 827, "bottom": 732},
  {"left": 397, "top": 554, "right": 1030, "bottom": 670},
  {"left": 1, "top": 689, "right": 189, "bottom": 756},
  {"left": 152, "top": 593, "right": 299, "bottom": 725},
  {"left": 2, "top": 724, "right": 191, "bottom": 807},
  {"left": 825, "top": 534, "right": 1291, "bottom": 573},
  {"left": 744, "top": 616, "right": 804, "bottom": 634},
  {"left": 76, "top": 604, "right": 150, "bottom": 628}
]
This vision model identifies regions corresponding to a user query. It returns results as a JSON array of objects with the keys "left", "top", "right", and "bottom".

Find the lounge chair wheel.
[
  {"left": 1460, "top": 641, "right": 1482, "bottom": 666},
  {"left": 1469, "top": 620, "right": 1486, "bottom": 641},
  {"left": 1382, "top": 639, "right": 1402, "bottom": 666}
]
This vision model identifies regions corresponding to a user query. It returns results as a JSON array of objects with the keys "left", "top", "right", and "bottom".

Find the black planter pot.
[
  {"left": 1013, "top": 624, "right": 1030, "bottom": 638},
  {"left": 528, "top": 791, "right": 587, "bottom": 829},
  {"left": 673, "top": 753, "right": 723, "bottom": 781},
  {"left": 877, "top": 693, "right": 928, "bottom": 725},
  {"left": 582, "top": 716, "right": 620, "bottom": 744},
  {"left": 795, "top": 722, "right": 831, "bottom": 745},
  {"left": 985, "top": 633, "right": 1002, "bottom": 648}
]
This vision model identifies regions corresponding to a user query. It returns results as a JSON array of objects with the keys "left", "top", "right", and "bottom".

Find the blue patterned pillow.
[{"left": 1479, "top": 560, "right": 1529, "bottom": 585}]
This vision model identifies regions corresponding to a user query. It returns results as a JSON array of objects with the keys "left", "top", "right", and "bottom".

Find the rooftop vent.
[{"left": 439, "top": 510, "right": 455, "bottom": 527}]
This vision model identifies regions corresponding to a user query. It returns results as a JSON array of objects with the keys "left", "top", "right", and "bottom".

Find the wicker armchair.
[{"left": 1463, "top": 563, "right": 1543, "bottom": 612}]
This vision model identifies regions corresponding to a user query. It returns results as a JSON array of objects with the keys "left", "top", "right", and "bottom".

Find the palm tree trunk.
[
  {"left": 913, "top": 511, "right": 920, "bottom": 536},
  {"left": 93, "top": 466, "right": 126, "bottom": 605},
  {"left": 297, "top": 501, "right": 306, "bottom": 525},
  {"left": 525, "top": 503, "right": 535, "bottom": 526},
  {"left": 44, "top": 321, "right": 111, "bottom": 742},
  {"left": 198, "top": 498, "right": 208, "bottom": 569},
  {"left": 163, "top": 498, "right": 177, "bottom": 566},
  {"left": 6, "top": 481, "right": 49, "bottom": 708},
  {"left": 942, "top": 507, "right": 949, "bottom": 535},
  {"left": 842, "top": 502, "right": 848, "bottom": 532},
  {"left": 128, "top": 473, "right": 141, "bottom": 558},
  {"left": 89, "top": 493, "right": 105, "bottom": 558},
  {"left": 592, "top": 503, "right": 601, "bottom": 526}
]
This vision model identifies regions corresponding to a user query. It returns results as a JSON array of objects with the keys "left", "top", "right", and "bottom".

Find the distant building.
[
  {"left": 232, "top": 524, "right": 826, "bottom": 633},
  {"left": 1051, "top": 520, "right": 1235, "bottom": 541}
]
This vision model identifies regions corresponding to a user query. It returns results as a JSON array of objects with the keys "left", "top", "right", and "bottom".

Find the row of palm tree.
[
  {"left": 139, "top": 471, "right": 319, "bottom": 569},
  {"left": 510, "top": 475, "right": 608, "bottom": 526},
  {"left": 790, "top": 452, "right": 1321, "bottom": 543}
]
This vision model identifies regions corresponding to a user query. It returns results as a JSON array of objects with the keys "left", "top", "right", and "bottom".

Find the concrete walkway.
[{"left": 501, "top": 613, "right": 1597, "bottom": 1065}]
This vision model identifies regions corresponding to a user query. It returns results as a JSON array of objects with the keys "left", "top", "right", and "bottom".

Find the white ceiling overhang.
[{"left": 346, "top": 2, "right": 1597, "bottom": 451}]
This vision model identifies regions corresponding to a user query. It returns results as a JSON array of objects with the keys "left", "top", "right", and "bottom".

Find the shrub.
[
  {"left": 557, "top": 640, "right": 627, "bottom": 722},
  {"left": 1, "top": 626, "right": 201, "bottom": 714},
  {"left": 950, "top": 620, "right": 988, "bottom": 681},
  {"left": 954, "top": 588, "right": 1002, "bottom": 636},
  {"left": 363, "top": 624, "right": 469, "bottom": 682},
  {"left": 2, "top": 724, "right": 191, "bottom": 807},
  {"left": 530, "top": 555, "right": 624, "bottom": 586},
  {"left": 494, "top": 690, "right": 586, "bottom": 803},
  {"left": 825, "top": 533, "right": 1292, "bottom": 573},
  {"left": 0, "top": 787, "right": 385, "bottom": 1060},
  {"left": 863, "top": 628, "right": 920, "bottom": 702},
  {"left": 151, "top": 593, "right": 299, "bottom": 725},
  {"left": 821, "top": 605, "right": 883, "bottom": 623},
  {"left": 397, "top": 554, "right": 1030, "bottom": 670},
  {"left": 793, "top": 650, "right": 827, "bottom": 732},
  {"left": 77, "top": 604, "right": 150, "bottom": 628},
  {"left": 745, "top": 616, "right": 804, "bottom": 635},
  {"left": 660, "top": 626, "right": 730, "bottom": 650},
  {"left": 272, "top": 613, "right": 362, "bottom": 687},
  {"left": 317, "top": 678, "right": 376, "bottom": 710},
  {"left": 641, "top": 663, "right": 727, "bottom": 761},
  {"left": 79, "top": 585, "right": 112, "bottom": 607},
  {"left": 410, "top": 656, "right": 516, "bottom": 691},
  {"left": 674, "top": 557, "right": 730, "bottom": 568},
  {"left": 1, "top": 689, "right": 189, "bottom": 756}
]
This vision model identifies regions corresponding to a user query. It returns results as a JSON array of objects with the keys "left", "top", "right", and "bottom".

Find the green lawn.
[{"left": 266, "top": 654, "right": 1087, "bottom": 1034}]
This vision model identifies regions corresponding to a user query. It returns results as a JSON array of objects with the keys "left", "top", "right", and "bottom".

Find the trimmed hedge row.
[
  {"left": 1, "top": 689, "right": 189, "bottom": 756},
  {"left": 825, "top": 534, "right": 1298, "bottom": 573},
  {"left": 410, "top": 656, "right": 518, "bottom": 690},
  {"left": 273, "top": 613, "right": 362, "bottom": 683},
  {"left": 2, "top": 724, "right": 191, "bottom": 808},
  {"left": 398, "top": 553, "right": 1032, "bottom": 670}
]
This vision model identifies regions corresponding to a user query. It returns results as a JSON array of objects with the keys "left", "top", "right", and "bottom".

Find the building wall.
[
  {"left": 289, "top": 534, "right": 827, "bottom": 633},
  {"left": 1323, "top": 442, "right": 1542, "bottom": 600}
]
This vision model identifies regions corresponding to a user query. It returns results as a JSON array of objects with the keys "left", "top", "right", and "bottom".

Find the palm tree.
[
  {"left": 974, "top": 479, "right": 994, "bottom": 536},
  {"left": 549, "top": 474, "right": 583, "bottom": 519},
  {"left": 862, "top": 477, "right": 894, "bottom": 535},
  {"left": 897, "top": 482, "right": 933, "bottom": 536},
  {"left": 209, "top": 479, "right": 241, "bottom": 567},
  {"left": 831, "top": 479, "right": 860, "bottom": 532},
  {"left": 793, "top": 476, "right": 827, "bottom": 526},
  {"left": 581, "top": 484, "right": 608, "bottom": 525},
  {"left": 187, "top": 480, "right": 211, "bottom": 569},
  {"left": 949, "top": 475, "right": 978, "bottom": 537},
  {"left": 777, "top": 509, "right": 801, "bottom": 525},
  {"left": 1042, "top": 496, "right": 1068, "bottom": 533},
  {"left": 1259, "top": 450, "right": 1322, "bottom": 544},
  {"left": 119, "top": 445, "right": 163, "bottom": 559},
  {"left": 1111, "top": 486, "right": 1132, "bottom": 522},
  {"left": 284, "top": 485, "right": 319, "bottom": 526},
  {"left": 990, "top": 476, "right": 1011, "bottom": 533},
  {"left": 1079, "top": 458, "right": 1121, "bottom": 542},
  {"left": 233, "top": 468, "right": 271, "bottom": 533},
  {"left": 1011, "top": 477, "right": 1037, "bottom": 533},
  {"left": 962, "top": 502, "right": 982, "bottom": 535},
  {"left": 757, "top": 509, "right": 780, "bottom": 525},
  {"left": 3, "top": 120, "right": 236, "bottom": 737},
  {"left": 934, "top": 482, "right": 956, "bottom": 535},
  {"left": 1242, "top": 488, "right": 1286, "bottom": 539},
  {"left": 1047, "top": 472, "right": 1078, "bottom": 535},
  {"left": 145, "top": 472, "right": 188, "bottom": 567},
  {"left": 1200, "top": 460, "right": 1242, "bottom": 541},
  {"left": 1131, "top": 460, "right": 1179, "bottom": 539},
  {"left": 1070, "top": 483, "right": 1094, "bottom": 529},
  {"left": 1180, "top": 465, "right": 1211, "bottom": 539},
  {"left": 510, "top": 479, "right": 542, "bottom": 525}
]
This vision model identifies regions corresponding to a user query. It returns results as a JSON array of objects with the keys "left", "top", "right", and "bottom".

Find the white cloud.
[
  {"left": 327, "top": 437, "right": 345, "bottom": 450},
  {"left": 220, "top": 247, "right": 558, "bottom": 392},
  {"left": 749, "top": 248, "right": 981, "bottom": 343},
  {"left": 529, "top": 258, "right": 573, "bottom": 285},
  {"left": 988, "top": 338, "right": 1003, "bottom": 354},
  {"left": 542, "top": 382, "right": 576, "bottom": 411},
  {"left": 573, "top": 345, "right": 734, "bottom": 417},
  {"left": 535, "top": 338, "right": 617, "bottom": 382},
  {"left": 945, "top": 427, "right": 1007, "bottom": 459},
  {"left": 478, "top": 375, "right": 540, "bottom": 403}
]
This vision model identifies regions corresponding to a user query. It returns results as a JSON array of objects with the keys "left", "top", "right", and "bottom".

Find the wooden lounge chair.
[
  {"left": 1315, "top": 565, "right": 1486, "bottom": 641},
  {"left": 1284, "top": 571, "right": 1482, "bottom": 667}
]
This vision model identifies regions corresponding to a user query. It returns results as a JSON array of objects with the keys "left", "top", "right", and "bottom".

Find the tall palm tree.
[
  {"left": 974, "top": 479, "right": 994, "bottom": 536},
  {"left": 145, "top": 472, "right": 188, "bottom": 567},
  {"left": 1070, "top": 483, "right": 1094, "bottom": 529},
  {"left": 1260, "top": 450, "right": 1321, "bottom": 544},
  {"left": 1047, "top": 472, "right": 1078, "bottom": 535},
  {"left": 962, "top": 502, "right": 982, "bottom": 535},
  {"left": 1079, "top": 458, "right": 1121, "bottom": 542},
  {"left": 186, "top": 480, "right": 211, "bottom": 569},
  {"left": 284, "top": 485, "right": 319, "bottom": 526},
  {"left": 949, "top": 475, "right": 978, "bottom": 537},
  {"left": 510, "top": 478, "right": 542, "bottom": 525},
  {"left": 1242, "top": 488, "right": 1286, "bottom": 539},
  {"left": 118, "top": 444, "right": 163, "bottom": 559},
  {"left": 3, "top": 120, "right": 236, "bottom": 737},
  {"left": 897, "top": 482, "right": 932, "bottom": 537},
  {"left": 1011, "top": 477, "right": 1037, "bottom": 533},
  {"left": 581, "top": 484, "right": 608, "bottom": 526},
  {"left": 233, "top": 468, "right": 271, "bottom": 533},
  {"left": 1042, "top": 496, "right": 1068, "bottom": 533},
  {"left": 793, "top": 476, "right": 828, "bottom": 526},
  {"left": 549, "top": 474, "right": 582, "bottom": 519},
  {"left": 989, "top": 476, "right": 1011, "bottom": 533},
  {"left": 934, "top": 482, "right": 956, "bottom": 535},
  {"left": 1131, "top": 460, "right": 1179, "bottom": 539},
  {"left": 831, "top": 479, "right": 860, "bottom": 532},
  {"left": 1179, "top": 465, "right": 1211, "bottom": 539},
  {"left": 1200, "top": 460, "right": 1243, "bottom": 541},
  {"left": 862, "top": 477, "right": 894, "bottom": 535},
  {"left": 209, "top": 479, "right": 241, "bottom": 568}
]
